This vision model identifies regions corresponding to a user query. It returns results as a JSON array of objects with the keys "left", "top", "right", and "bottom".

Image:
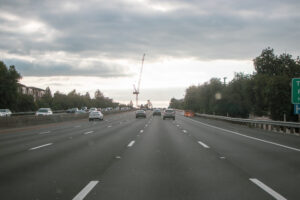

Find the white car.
[
  {"left": 0, "top": 109, "right": 12, "bottom": 117},
  {"left": 89, "top": 107, "right": 97, "bottom": 112},
  {"left": 89, "top": 111, "right": 104, "bottom": 121},
  {"left": 35, "top": 108, "right": 53, "bottom": 116}
]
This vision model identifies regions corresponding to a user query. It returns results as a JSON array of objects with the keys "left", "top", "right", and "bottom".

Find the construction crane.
[{"left": 133, "top": 53, "right": 146, "bottom": 108}]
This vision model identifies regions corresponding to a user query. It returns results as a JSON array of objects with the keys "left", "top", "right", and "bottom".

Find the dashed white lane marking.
[
  {"left": 182, "top": 130, "right": 187, "bottom": 133},
  {"left": 107, "top": 125, "right": 112, "bottom": 128},
  {"left": 188, "top": 118, "right": 300, "bottom": 152},
  {"left": 176, "top": 124, "right": 180, "bottom": 127},
  {"left": 127, "top": 140, "right": 135, "bottom": 147},
  {"left": 198, "top": 141, "right": 210, "bottom": 148},
  {"left": 250, "top": 178, "right": 287, "bottom": 200},
  {"left": 39, "top": 131, "right": 50, "bottom": 134},
  {"left": 84, "top": 131, "right": 94, "bottom": 135},
  {"left": 29, "top": 143, "right": 53, "bottom": 150},
  {"left": 72, "top": 181, "right": 99, "bottom": 200},
  {"left": 220, "top": 157, "right": 226, "bottom": 159},
  {"left": 140, "top": 130, "right": 144, "bottom": 133}
]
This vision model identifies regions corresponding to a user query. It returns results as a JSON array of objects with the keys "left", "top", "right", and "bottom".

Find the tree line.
[
  {"left": 0, "top": 61, "right": 124, "bottom": 112},
  {"left": 169, "top": 47, "right": 300, "bottom": 121}
]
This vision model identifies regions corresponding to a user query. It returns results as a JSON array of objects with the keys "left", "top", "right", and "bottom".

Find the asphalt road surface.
[{"left": 0, "top": 111, "right": 299, "bottom": 200}]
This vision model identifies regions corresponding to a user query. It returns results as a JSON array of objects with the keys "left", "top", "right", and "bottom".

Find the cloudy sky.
[{"left": 1, "top": 0, "right": 300, "bottom": 107}]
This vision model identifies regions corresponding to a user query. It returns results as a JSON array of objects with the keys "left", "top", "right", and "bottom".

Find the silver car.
[
  {"left": 0, "top": 109, "right": 12, "bottom": 117},
  {"left": 35, "top": 108, "right": 53, "bottom": 116},
  {"left": 89, "top": 111, "right": 104, "bottom": 121},
  {"left": 163, "top": 109, "right": 175, "bottom": 120}
]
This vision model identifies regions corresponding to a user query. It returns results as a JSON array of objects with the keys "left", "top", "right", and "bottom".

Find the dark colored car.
[
  {"left": 136, "top": 110, "right": 146, "bottom": 118},
  {"left": 153, "top": 109, "right": 161, "bottom": 116},
  {"left": 163, "top": 109, "right": 175, "bottom": 120}
]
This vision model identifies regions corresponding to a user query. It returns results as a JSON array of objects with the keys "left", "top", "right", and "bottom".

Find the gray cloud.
[
  {"left": 4, "top": 58, "right": 131, "bottom": 77},
  {"left": 0, "top": 0, "right": 300, "bottom": 76}
]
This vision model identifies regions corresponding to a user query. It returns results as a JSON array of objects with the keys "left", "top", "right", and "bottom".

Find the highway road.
[{"left": 0, "top": 110, "right": 299, "bottom": 200}]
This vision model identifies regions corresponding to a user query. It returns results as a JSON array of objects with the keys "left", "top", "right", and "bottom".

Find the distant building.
[{"left": 17, "top": 84, "right": 45, "bottom": 101}]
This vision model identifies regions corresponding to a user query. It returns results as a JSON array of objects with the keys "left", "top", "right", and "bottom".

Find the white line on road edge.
[
  {"left": 84, "top": 131, "right": 94, "bottom": 135},
  {"left": 128, "top": 140, "right": 135, "bottom": 147},
  {"left": 250, "top": 178, "right": 287, "bottom": 200},
  {"left": 39, "top": 131, "right": 50, "bottom": 134},
  {"left": 198, "top": 141, "right": 210, "bottom": 148},
  {"left": 188, "top": 118, "right": 300, "bottom": 152},
  {"left": 72, "top": 181, "right": 99, "bottom": 200},
  {"left": 29, "top": 143, "right": 53, "bottom": 150},
  {"left": 140, "top": 130, "right": 144, "bottom": 133}
]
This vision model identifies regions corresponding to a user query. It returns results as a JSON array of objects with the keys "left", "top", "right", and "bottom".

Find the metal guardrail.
[
  {"left": 195, "top": 113, "right": 300, "bottom": 128},
  {"left": 191, "top": 113, "right": 300, "bottom": 135}
]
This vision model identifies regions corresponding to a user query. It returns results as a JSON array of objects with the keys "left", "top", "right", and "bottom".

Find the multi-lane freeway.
[{"left": 0, "top": 111, "right": 299, "bottom": 200}]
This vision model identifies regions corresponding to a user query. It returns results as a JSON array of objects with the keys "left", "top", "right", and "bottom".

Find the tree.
[{"left": 0, "top": 61, "right": 21, "bottom": 111}]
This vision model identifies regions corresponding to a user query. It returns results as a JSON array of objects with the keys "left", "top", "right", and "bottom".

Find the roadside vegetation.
[
  {"left": 0, "top": 61, "right": 122, "bottom": 112},
  {"left": 169, "top": 47, "right": 300, "bottom": 121}
]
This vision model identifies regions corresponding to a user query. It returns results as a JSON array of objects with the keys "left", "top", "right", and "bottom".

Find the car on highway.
[
  {"left": 75, "top": 109, "right": 87, "bottom": 114},
  {"left": 66, "top": 108, "right": 79, "bottom": 113},
  {"left": 35, "top": 108, "right": 53, "bottom": 116},
  {"left": 89, "top": 107, "right": 97, "bottom": 112},
  {"left": 136, "top": 109, "right": 146, "bottom": 118},
  {"left": 0, "top": 109, "right": 12, "bottom": 117},
  {"left": 163, "top": 109, "right": 175, "bottom": 120},
  {"left": 153, "top": 108, "right": 161, "bottom": 116},
  {"left": 89, "top": 111, "right": 104, "bottom": 121}
]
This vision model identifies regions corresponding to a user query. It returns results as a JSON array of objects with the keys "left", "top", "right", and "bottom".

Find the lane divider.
[
  {"left": 187, "top": 117, "right": 300, "bottom": 152},
  {"left": 250, "top": 178, "right": 287, "bottom": 200},
  {"left": 84, "top": 131, "right": 94, "bottom": 135},
  {"left": 29, "top": 143, "right": 53, "bottom": 151},
  {"left": 39, "top": 131, "right": 50, "bottom": 134},
  {"left": 72, "top": 181, "right": 99, "bottom": 200},
  {"left": 140, "top": 130, "right": 144, "bottom": 133},
  {"left": 198, "top": 141, "right": 210, "bottom": 148},
  {"left": 127, "top": 140, "right": 135, "bottom": 147}
]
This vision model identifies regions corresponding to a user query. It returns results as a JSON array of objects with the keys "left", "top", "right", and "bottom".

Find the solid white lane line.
[
  {"left": 72, "top": 181, "right": 99, "bottom": 200},
  {"left": 140, "top": 130, "right": 144, "bottom": 133},
  {"left": 250, "top": 178, "right": 287, "bottom": 200},
  {"left": 198, "top": 141, "right": 210, "bottom": 148},
  {"left": 188, "top": 118, "right": 300, "bottom": 152},
  {"left": 39, "top": 131, "right": 50, "bottom": 134},
  {"left": 29, "top": 143, "right": 53, "bottom": 150},
  {"left": 128, "top": 140, "right": 135, "bottom": 147},
  {"left": 84, "top": 131, "right": 94, "bottom": 135}
]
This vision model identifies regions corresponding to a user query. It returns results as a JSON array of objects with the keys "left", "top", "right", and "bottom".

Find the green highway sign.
[{"left": 292, "top": 78, "right": 300, "bottom": 104}]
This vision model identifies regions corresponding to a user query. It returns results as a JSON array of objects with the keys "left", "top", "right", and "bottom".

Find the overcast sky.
[{"left": 1, "top": 0, "right": 300, "bottom": 107}]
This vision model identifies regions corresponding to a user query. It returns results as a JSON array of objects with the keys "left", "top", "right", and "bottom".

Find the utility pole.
[{"left": 223, "top": 77, "right": 227, "bottom": 85}]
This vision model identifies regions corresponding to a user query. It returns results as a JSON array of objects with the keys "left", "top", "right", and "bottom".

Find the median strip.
[
  {"left": 127, "top": 140, "right": 135, "bottom": 147},
  {"left": 29, "top": 143, "right": 53, "bottom": 150},
  {"left": 198, "top": 141, "right": 210, "bottom": 148},
  {"left": 72, "top": 181, "right": 99, "bottom": 200},
  {"left": 250, "top": 178, "right": 287, "bottom": 200}
]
